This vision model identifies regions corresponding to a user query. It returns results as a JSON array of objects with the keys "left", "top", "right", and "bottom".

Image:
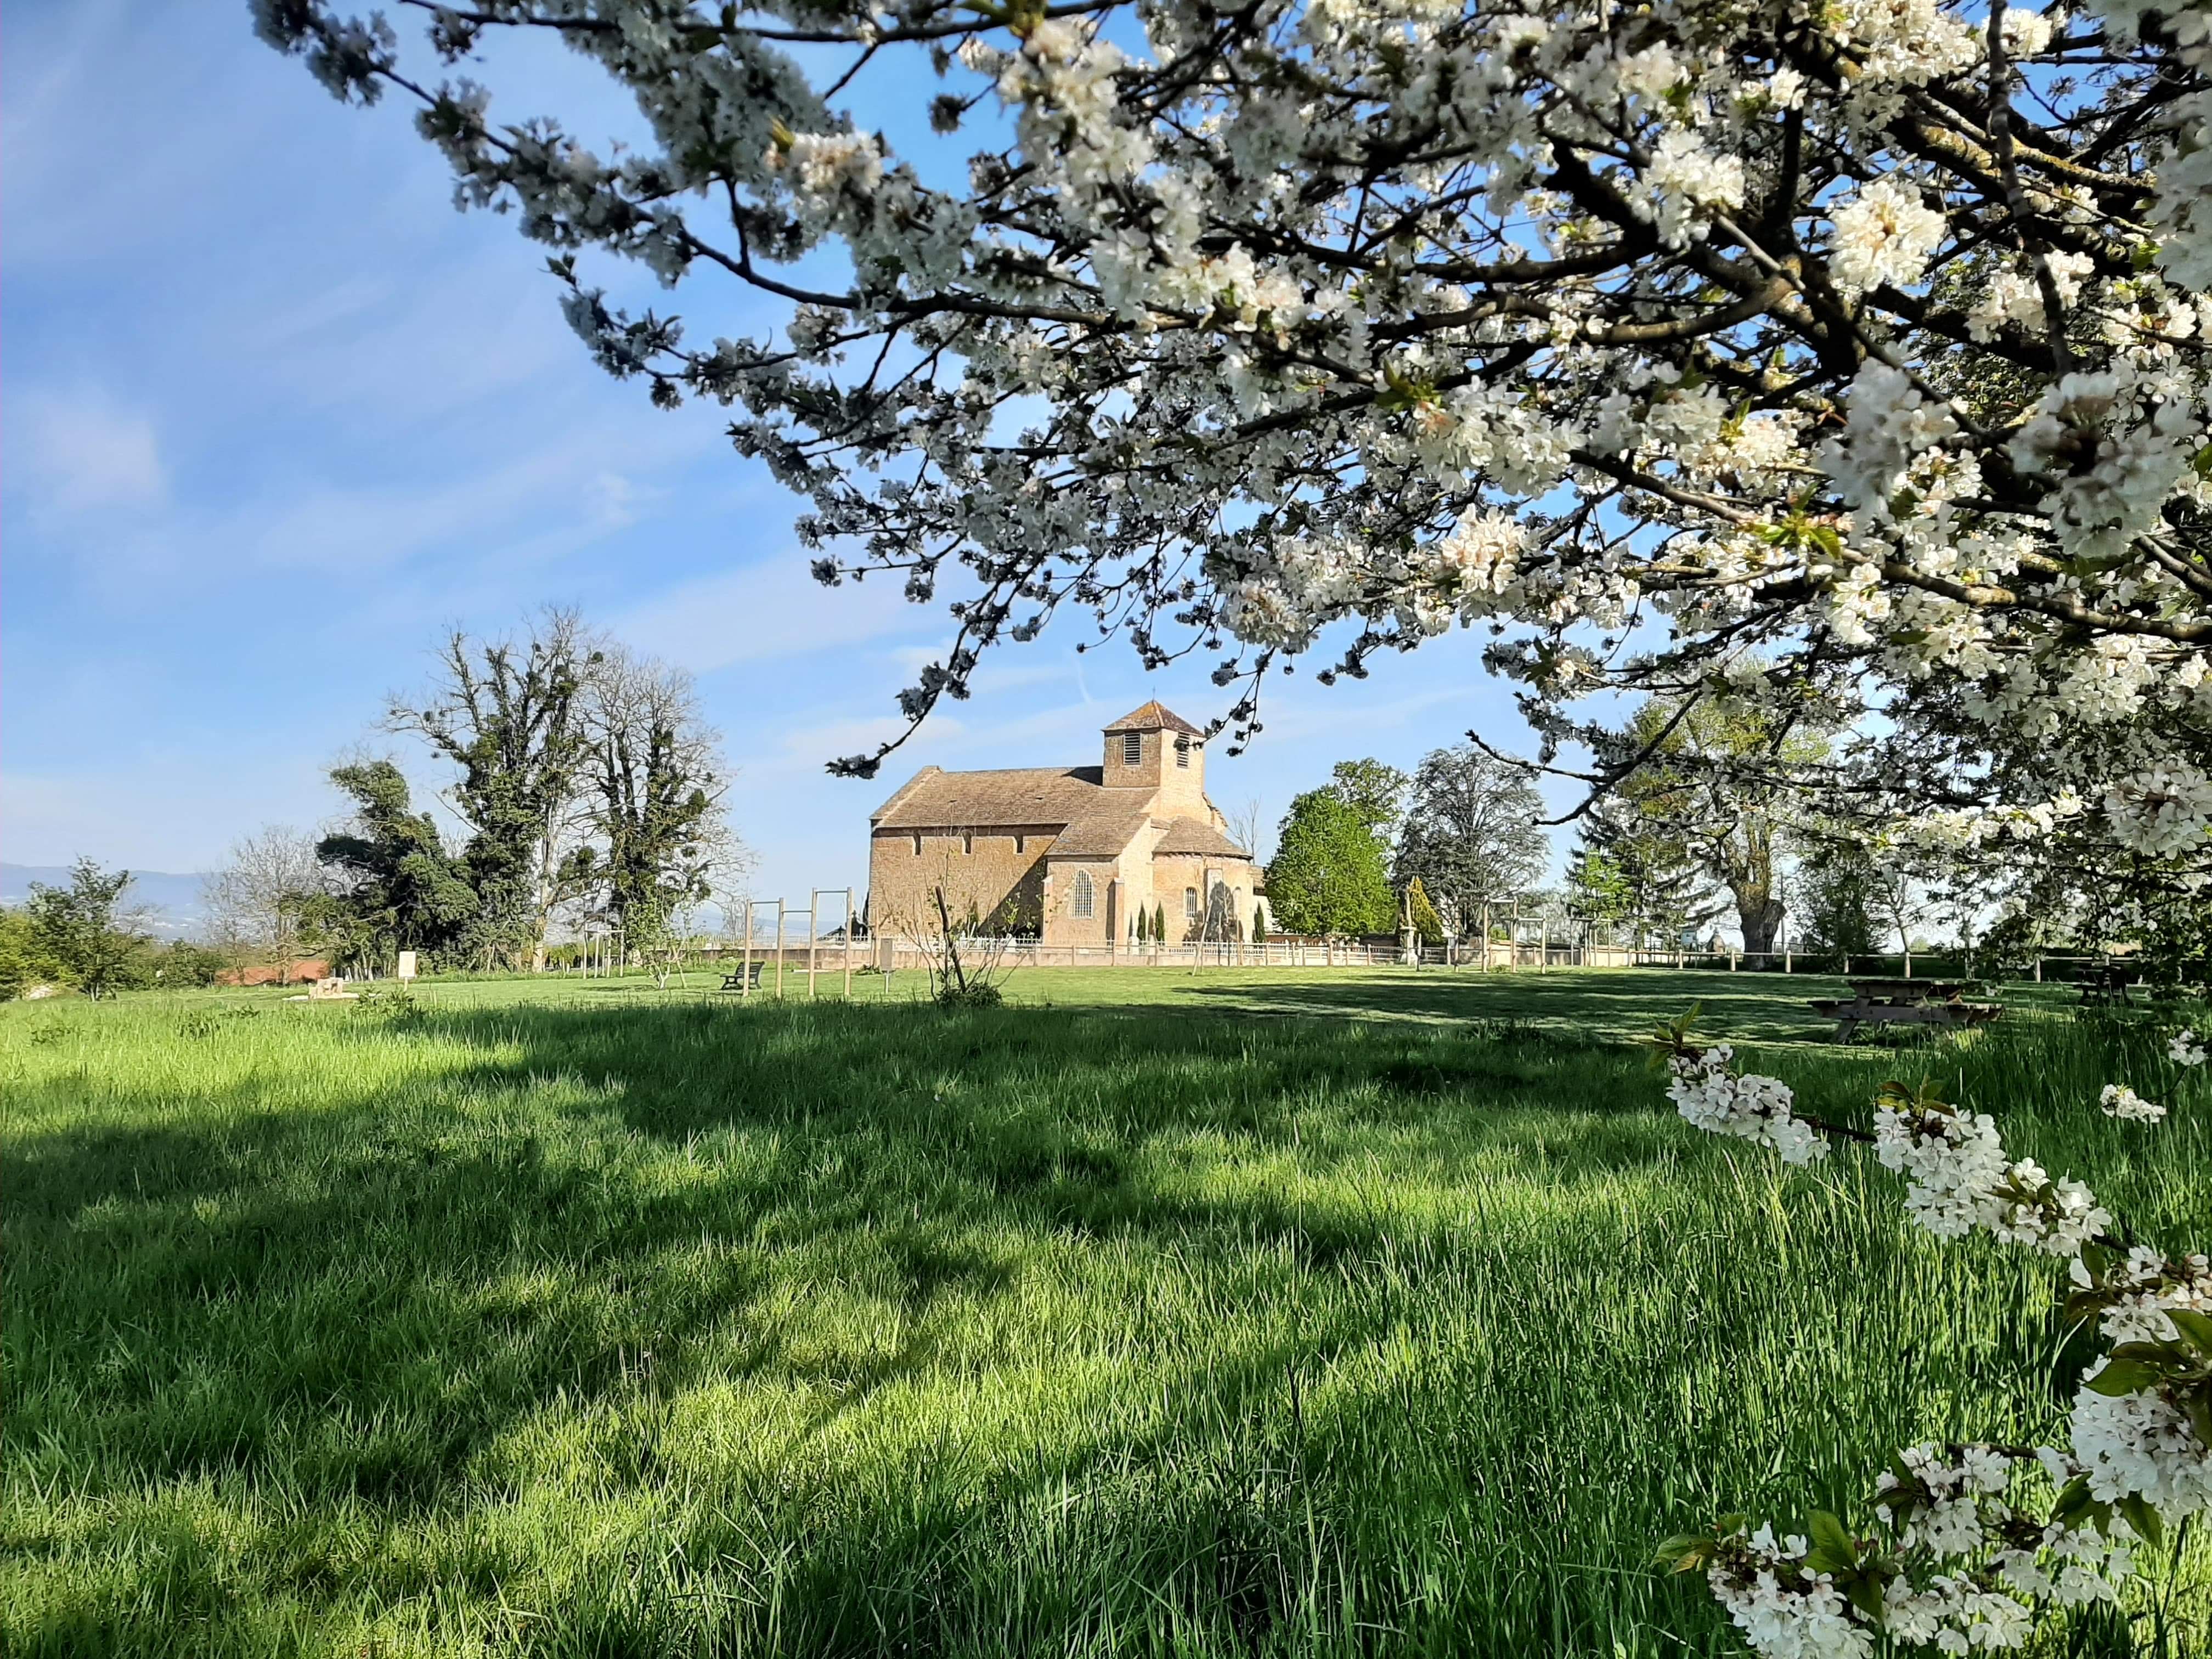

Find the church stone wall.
[
  {"left": 1039, "top": 857, "right": 1127, "bottom": 945},
  {"left": 1148, "top": 853, "right": 1259, "bottom": 940},
  {"left": 868, "top": 826, "right": 1056, "bottom": 938}
]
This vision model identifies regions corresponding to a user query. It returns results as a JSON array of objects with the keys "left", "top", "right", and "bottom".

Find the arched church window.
[
  {"left": 911, "top": 833, "right": 923, "bottom": 855},
  {"left": 1184, "top": 886, "right": 1199, "bottom": 918},
  {"left": 1071, "top": 870, "right": 1096, "bottom": 919},
  {"left": 963, "top": 833, "right": 974, "bottom": 854}
]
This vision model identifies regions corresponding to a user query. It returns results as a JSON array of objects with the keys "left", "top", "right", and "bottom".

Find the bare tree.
[
  {"left": 204, "top": 826, "right": 324, "bottom": 983},
  {"left": 1224, "top": 798, "right": 1268, "bottom": 863}
]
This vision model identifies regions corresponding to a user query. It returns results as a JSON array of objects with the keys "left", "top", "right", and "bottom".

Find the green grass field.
[{"left": 5, "top": 968, "right": 2207, "bottom": 1656}]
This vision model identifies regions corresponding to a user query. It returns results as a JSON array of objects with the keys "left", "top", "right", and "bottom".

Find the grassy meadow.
[{"left": 5, "top": 967, "right": 2208, "bottom": 1656}]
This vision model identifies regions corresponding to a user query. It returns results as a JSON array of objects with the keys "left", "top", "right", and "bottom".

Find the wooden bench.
[
  {"left": 719, "top": 961, "right": 764, "bottom": 992},
  {"left": 1809, "top": 979, "right": 2001, "bottom": 1042}
]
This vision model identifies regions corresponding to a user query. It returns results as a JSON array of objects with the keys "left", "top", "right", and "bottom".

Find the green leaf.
[
  {"left": 2181, "top": 1385, "right": 2212, "bottom": 1454},
  {"left": 2117, "top": 1493, "right": 2165, "bottom": 1549},
  {"left": 1806, "top": 1511, "right": 1858, "bottom": 1574},
  {"left": 2087, "top": 1358, "right": 2162, "bottom": 1396},
  {"left": 2166, "top": 1308, "right": 2212, "bottom": 1357},
  {"left": 1654, "top": 1533, "right": 1715, "bottom": 1573},
  {"left": 2049, "top": 1475, "right": 2098, "bottom": 1531},
  {"left": 1841, "top": 1570, "right": 1889, "bottom": 1621}
]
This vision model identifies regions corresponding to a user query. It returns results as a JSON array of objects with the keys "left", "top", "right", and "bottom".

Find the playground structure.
[{"left": 725, "top": 890, "right": 860, "bottom": 1001}]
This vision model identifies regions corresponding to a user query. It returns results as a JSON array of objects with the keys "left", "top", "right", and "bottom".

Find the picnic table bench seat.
[{"left": 1810, "top": 979, "right": 2002, "bottom": 1042}]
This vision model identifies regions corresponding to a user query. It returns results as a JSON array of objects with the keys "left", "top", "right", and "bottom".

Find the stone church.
[{"left": 867, "top": 702, "right": 1262, "bottom": 945}]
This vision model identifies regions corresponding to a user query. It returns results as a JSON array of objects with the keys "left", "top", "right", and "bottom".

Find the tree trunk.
[{"left": 1736, "top": 894, "right": 1785, "bottom": 955}]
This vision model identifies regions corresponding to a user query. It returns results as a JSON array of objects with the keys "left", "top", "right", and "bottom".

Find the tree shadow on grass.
[
  {"left": 1153, "top": 968, "right": 1849, "bottom": 1042},
  {"left": 9, "top": 999, "right": 1674, "bottom": 1487},
  {"left": 10, "top": 992, "right": 2128, "bottom": 1656}
]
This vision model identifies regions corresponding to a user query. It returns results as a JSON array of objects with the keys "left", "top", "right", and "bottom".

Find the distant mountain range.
[{"left": 1, "top": 863, "right": 212, "bottom": 938}]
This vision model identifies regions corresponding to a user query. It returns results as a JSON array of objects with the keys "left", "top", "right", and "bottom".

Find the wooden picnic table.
[
  {"left": 1845, "top": 978, "right": 1970, "bottom": 1003},
  {"left": 1810, "top": 979, "right": 2001, "bottom": 1042},
  {"left": 2075, "top": 964, "right": 2140, "bottom": 1006}
]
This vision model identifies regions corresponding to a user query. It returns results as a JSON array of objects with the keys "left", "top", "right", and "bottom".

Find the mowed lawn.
[{"left": 5, "top": 969, "right": 2207, "bottom": 1656}]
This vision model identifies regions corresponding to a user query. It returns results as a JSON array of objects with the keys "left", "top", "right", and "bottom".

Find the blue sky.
[{"left": 3, "top": 1, "right": 1568, "bottom": 900}]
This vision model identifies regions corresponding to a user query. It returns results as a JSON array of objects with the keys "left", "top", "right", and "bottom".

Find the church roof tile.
[
  {"left": 1153, "top": 816, "right": 1254, "bottom": 859},
  {"left": 1101, "top": 700, "right": 1204, "bottom": 736},
  {"left": 870, "top": 765, "right": 1107, "bottom": 831}
]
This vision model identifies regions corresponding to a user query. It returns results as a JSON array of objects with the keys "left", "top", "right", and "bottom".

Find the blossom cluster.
[
  {"left": 1665, "top": 1044, "right": 1824, "bottom": 1165},
  {"left": 1871, "top": 1086, "right": 2107, "bottom": 1256},
  {"left": 1700, "top": 1474, "right": 2137, "bottom": 1659},
  {"left": 1661, "top": 1037, "right": 2207, "bottom": 1658},
  {"left": 2097, "top": 1084, "right": 2165, "bottom": 1123},
  {"left": 256, "top": 0, "right": 2212, "bottom": 856},
  {"left": 1703, "top": 1526, "right": 1871, "bottom": 1659}
]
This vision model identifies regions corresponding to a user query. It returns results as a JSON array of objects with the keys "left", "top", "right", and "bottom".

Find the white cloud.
[
  {"left": 12, "top": 388, "right": 166, "bottom": 514},
  {"left": 617, "top": 558, "right": 932, "bottom": 672}
]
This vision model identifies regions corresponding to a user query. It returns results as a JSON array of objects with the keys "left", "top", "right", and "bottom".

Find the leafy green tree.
[
  {"left": 1599, "top": 694, "right": 1829, "bottom": 955},
  {"left": 1251, "top": 904, "right": 1267, "bottom": 944},
  {"left": 390, "top": 610, "right": 596, "bottom": 971},
  {"left": 25, "top": 859, "right": 149, "bottom": 999},
  {"left": 0, "top": 908, "right": 71, "bottom": 999},
  {"left": 311, "top": 761, "right": 479, "bottom": 970},
  {"left": 1152, "top": 902, "right": 1166, "bottom": 944},
  {"left": 1266, "top": 791, "right": 1396, "bottom": 936},
  {"left": 1392, "top": 744, "right": 1549, "bottom": 921},
  {"left": 152, "top": 941, "right": 227, "bottom": 988},
  {"left": 1325, "top": 759, "right": 1410, "bottom": 845},
  {"left": 1793, "top": 840, "right": 1878, "bottom": 958}
]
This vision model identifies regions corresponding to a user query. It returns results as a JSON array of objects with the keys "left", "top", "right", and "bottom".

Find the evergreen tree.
[
  {"left": 1567, "top": 797, "right": 1723, "bottom": 946},
  {"left": 311, "top": 761, "right": 479, "bottom": 970},
  {"left": 1405, "top": 877, "right": 1446, "bottom": 946}
]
